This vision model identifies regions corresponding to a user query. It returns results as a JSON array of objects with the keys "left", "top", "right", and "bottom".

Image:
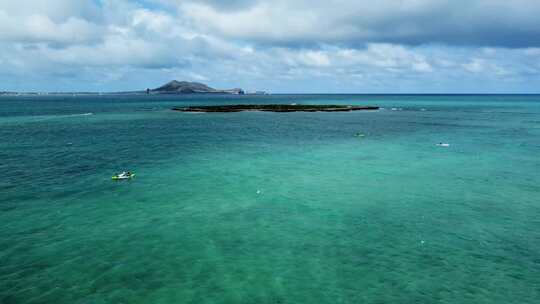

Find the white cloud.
[
  {"left": 462, "top": 58, "right": 512, "bottom": 76},
  {"left": 463, "top": 58, "right": 486, "bottom": 73},
  {"left": 0, "top": 0, "right": 539, "bottom": 92},
  {"left": 0, "top": 0, "right": 101, "bottom": 20},
  {"left": 0, "top": 10, "right": 103, "bottom": 45},
  {"left": 524, "top": 48, "right": 540, "bottom": 56},
  {"left": 297, "top": 51, "right": 331, "bottom": 67}
]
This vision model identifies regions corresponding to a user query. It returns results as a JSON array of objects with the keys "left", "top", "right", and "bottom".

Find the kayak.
[{"left": 112, "top": 173, "right": 135, "bottom": 180}]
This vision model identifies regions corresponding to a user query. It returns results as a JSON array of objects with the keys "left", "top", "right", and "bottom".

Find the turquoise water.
[{"left": 1, "top": 94, "right": 540, "bottom": 303}]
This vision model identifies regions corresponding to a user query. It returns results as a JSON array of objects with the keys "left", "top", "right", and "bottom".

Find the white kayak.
[{"left": 112, "top": 173, "right": 135, "bottom": 180}]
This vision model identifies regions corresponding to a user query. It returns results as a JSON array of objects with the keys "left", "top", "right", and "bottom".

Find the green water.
[{"left": 1, "top": 94, "right": 540, "bottom": 303}]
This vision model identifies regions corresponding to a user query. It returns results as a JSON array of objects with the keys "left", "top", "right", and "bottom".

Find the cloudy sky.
[{"left": 1, "top": 0, "right": 540, "bottom": 93}]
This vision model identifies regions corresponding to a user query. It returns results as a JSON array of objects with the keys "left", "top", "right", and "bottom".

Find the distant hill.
[{"left": 151, "top": 80, "right": 244, "bottom": 95}]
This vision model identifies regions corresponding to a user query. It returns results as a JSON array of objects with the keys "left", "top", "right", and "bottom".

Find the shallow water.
[{"left": 1, "top": 94, "right": 540, "bottom": 303}]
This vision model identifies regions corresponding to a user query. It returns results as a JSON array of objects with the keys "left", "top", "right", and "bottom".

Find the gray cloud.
[{"left": 177, "top": 0, "right": 540, "bottom": 48}]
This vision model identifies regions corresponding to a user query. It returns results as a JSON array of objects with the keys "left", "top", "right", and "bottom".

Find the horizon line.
[{"left": 2, "top": 91, "right": 540, "bottom": 96}]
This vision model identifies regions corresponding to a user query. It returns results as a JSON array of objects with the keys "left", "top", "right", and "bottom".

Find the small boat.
[
  {"left": 436, "top": 143, "right": 450, "bottom": 147},
  {"left": 112, "top": 172, "right": 135, "bottom": 180}
]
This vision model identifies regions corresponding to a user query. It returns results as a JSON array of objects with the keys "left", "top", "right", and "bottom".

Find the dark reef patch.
[{"left": 173, "top": 104, "right": 379, "bottom": 112}]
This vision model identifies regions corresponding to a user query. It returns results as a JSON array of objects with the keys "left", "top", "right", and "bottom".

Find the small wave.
[
  {"left": 68, "top": 112, "right": 93, "bottom": 117},
  {"left": 48, "top": 112, "right": 94, "bottom": 119},
  {"left": 35, "top": 112, "right": 94, "bottom": 121},
  {"left": 53, "top": 112, "right": 94, "bottom": 119},
  {"left": 0, "top": 113, "right": 94, "bottom": 124}
]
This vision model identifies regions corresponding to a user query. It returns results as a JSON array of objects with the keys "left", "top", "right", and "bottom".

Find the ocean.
[{"left": 1, "top": 94, "right": 540, "bottom": 303}]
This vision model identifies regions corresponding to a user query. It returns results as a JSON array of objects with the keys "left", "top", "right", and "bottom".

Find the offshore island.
[{"left": 173, "top": 104, "right": 379, "bottom": 112}]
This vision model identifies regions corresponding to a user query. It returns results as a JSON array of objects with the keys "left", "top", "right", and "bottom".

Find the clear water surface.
[{"left": 1, "top": 94, "right": 539, "bottom": 303}]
